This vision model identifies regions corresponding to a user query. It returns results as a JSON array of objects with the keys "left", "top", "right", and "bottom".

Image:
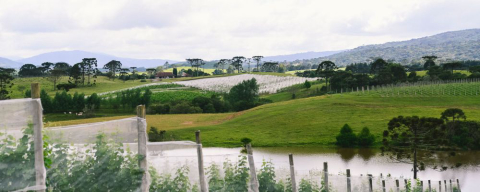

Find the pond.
[{"left": 149, "top": 147, "right": 480, "bottom": 191}]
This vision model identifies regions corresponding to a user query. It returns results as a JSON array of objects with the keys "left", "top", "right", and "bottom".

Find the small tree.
[
  {"left": 227, "top": 78, "right": 259, "bottom": 111},
  {"left": 304, "top": 80, "right": 311, "bottom": 89},
  {"left": 172, "top": 68, "right": 178, "bottom": 77},
  {"left": 441, "top": 108, "right": 466, "bottom": 123},
  {"left": 104, "top": 60, "right": 122, "bottom": 80},
  {"left": 316, "top": 61, "right": 337, "bottom": 92},
  {"left": 240, "top": 137, "right": 252, "bottom": 153},
  {"left": 336, "top": 124, "right": 357, "bottom": 147},
  {"left": 357, "top": 127, "right": 375, "bottom": 146},
  {"left": 47, "top": 69, "right": 66, "bottom": 90}
]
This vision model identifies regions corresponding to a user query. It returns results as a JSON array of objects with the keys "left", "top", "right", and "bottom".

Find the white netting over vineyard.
[
  {"left": 46, "top": 117, "right": 139, "bottom": 143},
  {"left": 0, "top": 98, "right": 45, "bottom": 191},
  {"left": 175, "top": 74, "right": 318, "bottom": 94},
  {"left": 43, "top": 117, "right": 147, "bottom": 191}
]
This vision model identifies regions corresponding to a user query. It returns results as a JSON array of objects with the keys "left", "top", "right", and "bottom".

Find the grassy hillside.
[
  {"left": 167, "top": 94, "right": 480, "bottom": 147},
  {"left": 42, "top": 79, "right": 480, "bottom": 148}
]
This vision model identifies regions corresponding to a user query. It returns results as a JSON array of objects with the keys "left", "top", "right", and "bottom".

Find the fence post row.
[
  {"left": 324, "top": 162, "right": 329, "bottom": 192},
  {"left": 289, "top": 154, "right": 298, "bottom": 192},
  {"left": 246, "top": 143, "right": 259, "bottom": 192},
  {"left": 136, "top": 105, "right": 150, "bottom": 192},
  {"left": 31, "top": 83, "right": 46, "bottom": 192},
  {"left": 346, "top": 169, "right": 351, "bottom": 192},
  {"left": 195, "top": 131, "right": 208, "bottom": 192},
  {"left": 368, "top": 174, "right": 373, "bottom": 192},
  {"left": 457, "top": 179, "right": 461, "bottom": 192}
]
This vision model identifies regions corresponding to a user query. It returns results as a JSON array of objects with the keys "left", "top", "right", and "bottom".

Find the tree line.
[{"left": 297, "top": 56, "right": 480, "bottom": 93}]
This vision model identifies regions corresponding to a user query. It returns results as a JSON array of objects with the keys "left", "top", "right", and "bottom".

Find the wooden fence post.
[
  {"left": 439, "top": 181, "right": 442, "bottom": 192},
  {"left": 368, "top": 174, "right": 373, "bottom": 192},
  {"left": 444, "top": 180, "right": 447, "bottom": 192},
  {"left": 137, "top": 105, "right": 149, "bottom": 192},
  {"left": 31, "top": 83, "right": 46, "bottom": 192},
  {"left": 449, "top": 180, "right": 452, "bottom": 192},
  {"left": 346, "top": 169, "right": 351, "bottom": 192},
  {"left": 382, "top": 179, "right": 386, "bottom": 192},
  {"left": 396, "top": 179, "right": 399, "bottom": 192},
  {"left": 405, "top": 179, "right": 408, "bottom": 192},
  {"left": 289, "top": 154, "right": 297, "bottom": 192},
  {"left": 421, "top": 181, "right": 423, "bottom": 192},
  {"left": 324, "top": 162, "right": 329, "bottom": 192},
  {"left": 428, "top": 180, "right": 431, "bottom": 192},
  {"left": 246, "top": 143, "right": 259, "bottom": 192},
  {"left": 196, "top": 131, "right": 208, "bottom": 192}
]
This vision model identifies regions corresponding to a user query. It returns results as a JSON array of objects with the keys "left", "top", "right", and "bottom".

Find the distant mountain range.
[
  {"left": 0, "top": 57, "right": 22, "bottom": 68},
  {"left": 2, "top": 29, "right": 480, "bottom": 69},
  {"left": 305, "top": 28, "right": 480, "bottom": 66},
  {"left": 263, "top": 50, "right": 344, "bottom": 62}
]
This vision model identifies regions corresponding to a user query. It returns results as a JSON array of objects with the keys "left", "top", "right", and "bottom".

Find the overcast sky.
[{"left": 0, "top": 0, "right": 479, "bottom": 61}]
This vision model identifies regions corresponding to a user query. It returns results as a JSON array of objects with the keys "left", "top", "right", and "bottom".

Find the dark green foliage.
[
  {"left": 357, "top": 127, "right": 375, "bottom": 147},
  {"left": 149, "top": 166, "right": 193, "bottom": 191},
  {"left": 0, "top": 67, "right": 15, "bottom": 100},
  {"left": 408, "top": 71, "right": 419, "bottom": 82},
  {"left": 46, "top": 134, "right": 143, "bottom": 191},
  {"left": 0, "top": 126, "right": 36, "bottom": 191},
  {"left": 86, "top": 93, "right": 101, "bottom": 110},
  {"left": 299, "top": 178, "right": 320, "bottom": 192},
  {"left": 205, "top": 157, "right": 251, "bottom": 191},
  {"left": 40, "top": 89, "right": 53, "bottom": 112},
  {"left": 304, "top": 80, "right": 311, "bottom": 89},
  {"left": 56, "top": 83, "right": 77, "bottom": 92},
  {"left": 257, "top": 160, "right": 285, "bottom": 192},
  {"left": 227, "top": 78, "right": 259, "bottom": 111},
  {"left": 72, "top": 92, "right": 85, "bottom": 112},
  {"left": 173, "top": 68, "right": 178, "bottom": 77},
  {"left": 147, "top": 104, "right": 171, "bottom": 114},
  {"left": 148, "top": 127, "right": 167, "bottom": 142},
  {"left": 441, "top": 108, "right": 466, "bottom": 123},
  {"left": 336, "top": 124, "right": 357, "bottom": 147},
  {"left": 169, "top": 101, "right": 203, "bottom": 114},
  {"left": 345, "top": 63, "right": 370, "bottom": 74}
]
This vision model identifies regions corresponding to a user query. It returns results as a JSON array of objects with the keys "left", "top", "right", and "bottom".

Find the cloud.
[{"left": 0, "top": 0, "right": 479, "bottom": 61}]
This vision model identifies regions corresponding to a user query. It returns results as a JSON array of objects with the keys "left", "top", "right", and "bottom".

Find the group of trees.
[
  {"left": 336, "top": 124, "right": 375, "bottom": 147},
  {"left": 148, "top": 78, "right": 271, "bottom": 115},
  {"left": 25, "top": 90, "right": 101, "bottom": 114},
  {"left": 297, "top": 56, "right": 480, "bottom": 94},
  {"left": 0, "top": 67, "right": 15, "bottom": 100},
  {"left": 382, "top": 108, "right": 480, "bottom": 179},
  {"left": 102, "top": 89, "right": 152, "bottom": 111}
]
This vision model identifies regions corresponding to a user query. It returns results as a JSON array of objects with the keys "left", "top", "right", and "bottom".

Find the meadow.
[{"left": 45, "top": 79, "right": 480, "bottom": 147}]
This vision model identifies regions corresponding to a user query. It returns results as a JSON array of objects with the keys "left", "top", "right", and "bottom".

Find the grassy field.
[
  {"left": 40, "top": 78, "right": 480, "bottom": 148},
  {"left": 46, "top": 113, "right": 233, "bottom": 131},
  {"left": 165, "top": 94, "right": 480, "bottom": 147}
]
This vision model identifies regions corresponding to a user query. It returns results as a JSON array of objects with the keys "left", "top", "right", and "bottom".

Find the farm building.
[{"left": 156, "top": 72, "right": 174, "bottom": 78}]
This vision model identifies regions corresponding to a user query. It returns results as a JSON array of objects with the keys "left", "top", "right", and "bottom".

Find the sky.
[{"left": 1, "top": 0, "right": 480, "bottom": 61}]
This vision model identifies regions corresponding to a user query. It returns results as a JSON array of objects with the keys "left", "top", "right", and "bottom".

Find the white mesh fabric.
[
  {"left": 0, "top": 98, "right": 45, "bottom": 191},
  {"left": 0, "top": 98, "right": 41, "bottom": 140},
  {"left": 45, "top": 117, "right": 138, "bottom": 144}
]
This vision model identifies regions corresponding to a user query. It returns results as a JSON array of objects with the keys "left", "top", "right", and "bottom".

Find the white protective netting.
[
  {"left": 175, "top": 74, "right": 318, "bottom": 94},
  {"left": 0, "top": 98, "right": 45, "bottom": 191},
  {"left": 44, "top": 117, "right": 146, "bottom": 191}
]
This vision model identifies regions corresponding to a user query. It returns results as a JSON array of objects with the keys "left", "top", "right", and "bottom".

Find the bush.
[
  {"left": 148, "top": 104, "right": 171, "bottom": 114},
  {"left": 148, "top": 127, "right": 167, "bottom": 142},
  {"left": 140, "top": 79, "right": 147, "bottom": 82},
  {"left": 336, "top": 124, "right": 357, "bottom": 147},
  {"left": 304, "top": 80, "right": 311, "bottom": 89},
  {"left": 170, "top": 102, "right": 202, "bottom": 114},
  {"left": 227, "top": 78, "right": 259, "bottom": 111},
  {"left": 357, "top": 127, "right": 375, "bottom": 146},
  {"left": 56, "top": 83, "right": 77, "bottom": 92}
]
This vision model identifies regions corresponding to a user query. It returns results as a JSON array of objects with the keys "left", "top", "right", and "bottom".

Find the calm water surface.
[{"left": 149, "top": 147, "right": 480, "bottom": 191}]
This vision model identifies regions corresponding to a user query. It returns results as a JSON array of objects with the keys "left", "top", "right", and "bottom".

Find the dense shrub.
[
  {"left": 357, "top": 127, "right": 375, "bottom": 146},
  {"left": 206, "top": 156, "right": 250, "bottom": 191},
  {"left": 227, "top": 78, "right": 259, "bottom": 111},
  {"left": 258, "top": 160, "right": 285, "bottom": 192},
  {"left": 56, "top": 83, "right": 77, "bottom": 92},
  {"left": 169, "top": 101, "right": 202, "bottom": 114},
  {"left": 336, "top": 124, "right": 357, "bottom": 147},
  {"left": 148, "top": 127, "right": 166, "bottom": 142}
]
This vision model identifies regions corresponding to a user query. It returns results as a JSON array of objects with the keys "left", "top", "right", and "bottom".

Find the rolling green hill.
[{"left": 167, "top": 92, "right": 480, "bottom": 147}]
